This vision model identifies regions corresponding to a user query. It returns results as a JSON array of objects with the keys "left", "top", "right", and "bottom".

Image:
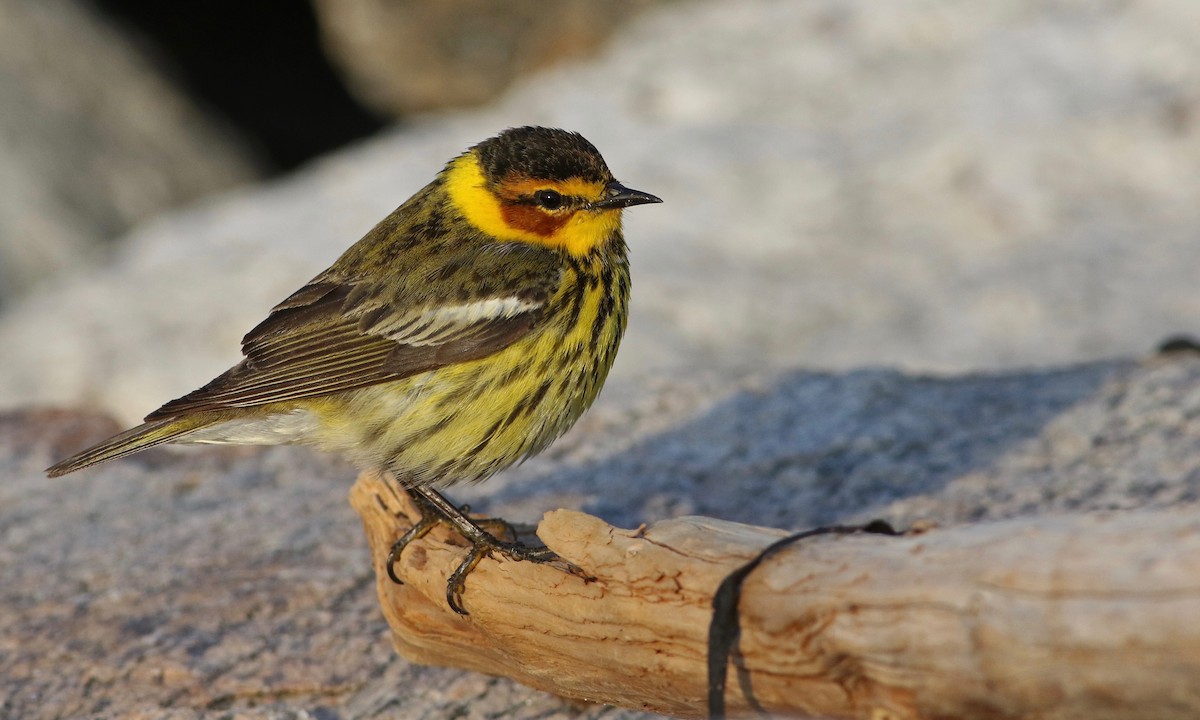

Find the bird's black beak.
[{"left": 593, "top": 181, "right": 663, "bottom": 209}]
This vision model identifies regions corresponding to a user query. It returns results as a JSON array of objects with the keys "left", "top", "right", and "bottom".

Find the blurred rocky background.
[
  {"left": 0, "top": 0, "right": 259, "bottom": 303},
  {"left": 5, "top": 0, "right": 1200, "bottom": 718},
  {"left": 2, "top": 0, "right": 1198, "bottom": 420},
  {"left": 0, "top": 0, "right": 659, "bottom": 313},
  {"left": 309, "top": 0, "right": 669, "bottom": 116}
]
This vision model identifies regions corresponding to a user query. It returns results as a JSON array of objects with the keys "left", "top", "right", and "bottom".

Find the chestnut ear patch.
[{"left": 500, "top": 202, "right": 571, "bottom": 237}]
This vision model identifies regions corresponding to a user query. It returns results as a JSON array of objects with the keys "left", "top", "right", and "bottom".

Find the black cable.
[{"left": 707, "top": 519, "right": 899, "bottom": 719}]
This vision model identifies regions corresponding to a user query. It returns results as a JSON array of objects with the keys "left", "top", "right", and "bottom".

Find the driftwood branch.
[{"left": 350, "top": 469, "right": 1200, "bottom": 719}]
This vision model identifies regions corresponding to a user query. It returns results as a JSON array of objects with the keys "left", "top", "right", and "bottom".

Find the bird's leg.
[
  {"left": 453, "top": 502, "right": 520, "bottom": 543},
  {"left": 387, "top": 483, "right": 592, "bottom": 615}
]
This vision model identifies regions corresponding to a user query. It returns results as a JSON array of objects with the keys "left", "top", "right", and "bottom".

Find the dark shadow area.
[
  {"left": 91, "top": 0, "right": 386, "bottom": 171},
  {"left": 493, "top": 361, "right": 1135, "bottom": 530}
]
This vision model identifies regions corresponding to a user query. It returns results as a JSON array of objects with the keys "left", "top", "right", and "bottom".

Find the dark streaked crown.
[{"left": 474, "top": 127, "right": 613, "bottom": 185}]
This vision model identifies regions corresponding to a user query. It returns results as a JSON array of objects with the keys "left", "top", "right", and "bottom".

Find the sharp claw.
[
  {"left": 556, "top": 559, "right": 595, "bottom": 583},
  {"left": 386, "top": 554, "right": 405, "bottom": 585},
  {"left": 446, "top": 545, "right": 489, "bottom": 616},
  {"left": 446, "top": 578, "right": 468, "bottom": 615}
]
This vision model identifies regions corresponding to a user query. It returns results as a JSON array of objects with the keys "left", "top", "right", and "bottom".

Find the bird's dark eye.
[{"left": 534, "top": 189, "right": 564, "bottom": 210}]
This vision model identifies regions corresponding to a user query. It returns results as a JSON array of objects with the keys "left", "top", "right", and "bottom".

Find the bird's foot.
[
  {"left": 386, "top": 484, "right": 592, "bottom": 616},
  {"left": 442, "top": 533, "right": 592, "bottom": 616}
]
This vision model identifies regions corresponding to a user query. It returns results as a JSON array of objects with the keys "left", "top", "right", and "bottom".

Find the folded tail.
[{"left": 46, "top": 418, "right": 199, "bottom": 477}]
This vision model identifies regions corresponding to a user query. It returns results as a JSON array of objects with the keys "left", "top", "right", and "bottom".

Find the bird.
[{"left": 48, "top": 126, "right": 662, "bottom": 614}]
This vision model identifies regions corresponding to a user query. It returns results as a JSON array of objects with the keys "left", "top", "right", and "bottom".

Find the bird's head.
[{"left": 445, "top": 126, "right": 661, "bottom": 257}]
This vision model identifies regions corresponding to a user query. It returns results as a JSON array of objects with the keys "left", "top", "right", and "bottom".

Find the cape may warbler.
[{"left": 49, "top": 126, "right": 661, "bottom": 613}]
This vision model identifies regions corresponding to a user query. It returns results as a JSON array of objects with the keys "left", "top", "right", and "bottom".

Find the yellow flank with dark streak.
[
  {"left": 307, "top": 249, "right": 628, "bottom": 485},
  {"left": 47, "top": 126, "right": 655, "bottom": 490}
]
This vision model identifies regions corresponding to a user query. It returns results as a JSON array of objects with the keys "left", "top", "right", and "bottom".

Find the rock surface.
[
  {"left": 5, "top": 352, "right": 1200, "bottom": 718},
  {"left": 311, "top": 0, "right": 667, "bottom": 115}
]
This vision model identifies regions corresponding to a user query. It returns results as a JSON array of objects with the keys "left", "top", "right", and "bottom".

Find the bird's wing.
[{"left": 145, "top": 243, "right": 560, "bottom": 419}]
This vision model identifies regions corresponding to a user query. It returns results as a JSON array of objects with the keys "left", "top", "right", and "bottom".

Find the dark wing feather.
[{"left": 146, "top": 244, "right": 559, "bottom": 420}]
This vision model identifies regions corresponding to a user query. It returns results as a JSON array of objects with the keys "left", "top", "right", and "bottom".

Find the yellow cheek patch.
[{"left": 444, "top": 154, "right": 621, "bottom": 257}]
